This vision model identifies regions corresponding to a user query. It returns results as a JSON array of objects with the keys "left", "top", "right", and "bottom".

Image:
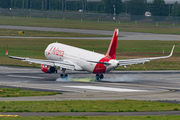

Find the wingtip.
[
  {"left": 115, "top": 28, "right": 119, "bottom": 36},
  {"left": 170, "top": 45, "right": 175, "bottom": 56},
  {"left": 172, "top": 45, "right": 175, "bottom": 51},
  {"left": 6, "top": 44, "right": 8, "bottom": 56},
  {"left": 173, "top": 45, "right": 175, "bottom": 48}
]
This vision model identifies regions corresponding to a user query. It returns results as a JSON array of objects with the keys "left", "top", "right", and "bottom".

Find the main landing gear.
[
  {"left": 96, "top": 74, "right": 104, "bottom": 81},
  {"left": 60, "top": 68, "right": 68, "bottom": 79}
]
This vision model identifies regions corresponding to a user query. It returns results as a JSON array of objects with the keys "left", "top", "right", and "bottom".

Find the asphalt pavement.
[
  {"left": 1, "top": 111, "right": 180, "bottom": 116},
  {"left": 1, "top": 25, "right": 180, "bottom": 40}
]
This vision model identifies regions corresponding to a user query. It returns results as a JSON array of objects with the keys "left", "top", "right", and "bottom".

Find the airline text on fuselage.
[{"left": 48, "top": 46, "right": 64, "bottom": 57}]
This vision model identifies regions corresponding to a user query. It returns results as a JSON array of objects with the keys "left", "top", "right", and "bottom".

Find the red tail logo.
[{"left": 105, "top": 29, "right": 119, "bottom": 59}]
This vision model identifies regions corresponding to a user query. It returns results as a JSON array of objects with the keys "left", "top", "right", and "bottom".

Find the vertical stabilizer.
[{"left": 105, "top": 29, "right": 119, "bottom": 59}]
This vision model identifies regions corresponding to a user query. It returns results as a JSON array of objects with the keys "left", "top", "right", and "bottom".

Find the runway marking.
[
  {"left": 65, "top": 86, "right": 146, "bottom": 92},
  {"left": 7, "top": 75, "right": 44, "bottom": 79}
]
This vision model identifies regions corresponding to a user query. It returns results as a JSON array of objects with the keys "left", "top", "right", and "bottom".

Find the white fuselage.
[{"left": 44, "top": 43, "right": 119, "bottom": 73}]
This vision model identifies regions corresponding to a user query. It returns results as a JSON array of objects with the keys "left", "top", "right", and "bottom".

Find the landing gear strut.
[
  {"left": 60, "top": 68, "right": 68, "bottom": 79},
  {"left": 96, "top": 74, "right": 104, "bottom": 81}
]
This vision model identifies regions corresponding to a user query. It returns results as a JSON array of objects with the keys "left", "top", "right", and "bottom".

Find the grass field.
[
  {"left": 0, "top": 29, "right": 109, "bottom": 37},
  {"left": 1, "top": 17, "right": 180, "bottom": 34},
  {"left": 0, "top": 87, "right": 62, "bottom": 97},
  {"left": 0, "top": 38, "right": 179, "bottom": 70},
  {"left": 0, "top": 116, "right": 180, "bottom": 120},
  {"left": 0, "top": 100, "right": 179, "bottom": 112}
]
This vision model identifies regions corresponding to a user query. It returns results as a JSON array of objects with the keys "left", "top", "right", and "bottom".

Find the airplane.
[{"left": 6, "top": 29, "right": 175, "bottom": 80}]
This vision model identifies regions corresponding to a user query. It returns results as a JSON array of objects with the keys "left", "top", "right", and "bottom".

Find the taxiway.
[{"left": 1, "top": 25, "right": 180, "bottom": 40}]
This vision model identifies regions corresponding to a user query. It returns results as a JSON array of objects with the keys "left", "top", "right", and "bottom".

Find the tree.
[
  {"left": 171, "top": 1, "right": 180, "bottom": 16},
  {"left": 129, "top": 0, "right": 146, "bottom": 15},
  {"left": 0, "top": 0, "right": 11, "bottom": 8},
  {"left": 104, "top": 0, "right": 123, "bottom": 14},
  {"left": 150, "top": 0, "right": 168, "bottom": 16}
]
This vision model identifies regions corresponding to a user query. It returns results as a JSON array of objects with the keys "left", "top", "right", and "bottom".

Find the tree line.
[{"left": 1, "top": 0, "right": 180, "bottom": 16}]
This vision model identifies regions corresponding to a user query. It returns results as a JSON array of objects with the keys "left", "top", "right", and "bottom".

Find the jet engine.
[{"left": 41, "top": 64, "right": 57, "bottom": 73}]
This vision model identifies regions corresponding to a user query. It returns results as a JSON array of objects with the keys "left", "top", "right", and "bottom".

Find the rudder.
[{"left": 105, "top": 29, "right": 119, "bottom": 59}]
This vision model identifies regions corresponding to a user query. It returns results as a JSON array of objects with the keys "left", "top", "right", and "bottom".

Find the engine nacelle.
[{"left": 41, "top": 64, "right": 56, "bottom": 73}]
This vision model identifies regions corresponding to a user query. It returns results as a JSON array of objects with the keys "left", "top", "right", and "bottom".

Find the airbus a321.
[{"left": 6, "top": 29, "right": 175, "bottom": 80}]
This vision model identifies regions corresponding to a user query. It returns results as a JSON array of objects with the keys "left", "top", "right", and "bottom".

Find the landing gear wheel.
[
  {"left": 60, "top": 74, "right": 68, "bottom": 79},
  {"left": 60, "top": 68, "right": 68, "bottom": 79},
  {"left": 96, "top": 74, "right": 100, "bottom": 81},
  {"left": 96, "top": 74, "right": 104, "bottom": 81},
  {"left": 60, "top": 74, "right": 64, "bottom": 78},
  {"left": 64, "top": 74, "right": 68, "bottom": 79},
  {"left": 100, "top": 74, "right": 104, "bottom": 80}
]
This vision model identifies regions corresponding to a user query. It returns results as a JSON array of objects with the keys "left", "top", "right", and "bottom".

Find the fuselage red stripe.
[{"left": 92, "top": 57, "right": 111, "bottom": 74}]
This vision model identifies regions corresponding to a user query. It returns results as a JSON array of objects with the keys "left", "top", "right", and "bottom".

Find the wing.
[
  {"left": 6, "top": 45, "right": 74, "bottom": 70},
  {"left": 118, "top": 45, "right": 175, "bottom": 67}
]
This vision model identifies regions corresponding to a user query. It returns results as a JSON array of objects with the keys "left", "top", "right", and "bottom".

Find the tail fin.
[{"left": 105, "top": 29, "right": 119, "bottom": 59}]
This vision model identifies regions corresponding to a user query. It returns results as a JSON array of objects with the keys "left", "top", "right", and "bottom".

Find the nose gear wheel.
[{"left": 60, "top": 68, "right": 68, "bottom": 79}]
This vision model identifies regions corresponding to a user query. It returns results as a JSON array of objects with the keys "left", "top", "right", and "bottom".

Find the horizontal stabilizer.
[{"left": 87, "top": 60, "right": 111, "bottom": 65}]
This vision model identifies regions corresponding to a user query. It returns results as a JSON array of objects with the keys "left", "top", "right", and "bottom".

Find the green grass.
[
  {"left": 0, "top": 100, "right": 179, "bottom": 112},
  {"left": 0, "top": 38, "right": 179, "bottom": 70},
  {"left": 1, "top": 17, "right": 180, "bottom": 34},
  {"left": 0, "top": 29, "right": 109, "bottom": 37},
  {"left": 0, "top": 116, "right": 180, "bottom": 120},
  {"left": 0, "top": 87, "right": 62, "bottom": 97}
]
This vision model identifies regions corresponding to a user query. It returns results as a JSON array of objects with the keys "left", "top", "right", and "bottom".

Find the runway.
[
  {"left": 0, "top": 66, "right": 180, "bottom": 101},
  {"left": 1, "top": 25, "right": 180, "bottom": 40}
]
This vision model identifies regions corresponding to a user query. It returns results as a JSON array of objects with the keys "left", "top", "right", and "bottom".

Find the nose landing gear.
[
  {"left": 96, "top": 74, "right": 104, "bottom": 81},
  {"left": 60, "top": 68, "right": 68, "bottom": 79}
]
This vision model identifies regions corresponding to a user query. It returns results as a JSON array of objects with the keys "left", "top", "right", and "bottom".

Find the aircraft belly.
[
  {"left": 81, "top": 64, "right": 96, "bottom": 73},
  {"left": 75, "top": 60, "right": 95, "bottom": 72},
  {"left": 105, "top": 66, "right": 114, "bottom": 73}
]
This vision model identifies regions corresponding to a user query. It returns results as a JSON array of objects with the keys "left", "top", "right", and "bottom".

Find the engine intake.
[{"left": 41, "top": 64, "right": 56, "bottom": 73}]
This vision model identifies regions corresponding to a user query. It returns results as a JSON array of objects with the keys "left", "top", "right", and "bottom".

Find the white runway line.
[
  {"left": 7, "top": 75, "right": 44, "bottom": 79},
  {"left": 65, "top": 86, "right": 146, "bottom": 92}
]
